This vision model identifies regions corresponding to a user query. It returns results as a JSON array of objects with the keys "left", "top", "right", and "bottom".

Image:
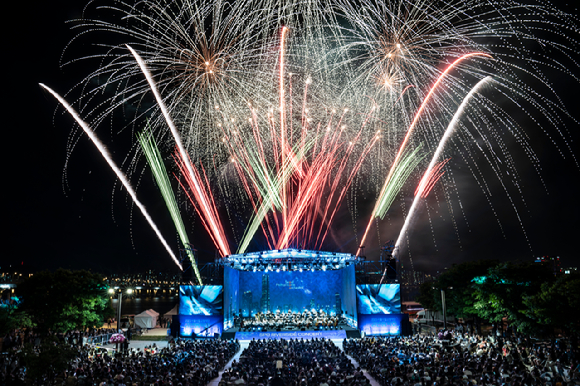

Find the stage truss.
[{"left": 217, "top": 248, "right": 360, "bottom": 272}]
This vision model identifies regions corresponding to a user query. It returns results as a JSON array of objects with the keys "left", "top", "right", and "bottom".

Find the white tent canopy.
[
  {"left": 164, "top": 304, "right": 179, "bottom": 316},
  {"left": 134, "top": 309, "right": 159, "bottom": 329}
]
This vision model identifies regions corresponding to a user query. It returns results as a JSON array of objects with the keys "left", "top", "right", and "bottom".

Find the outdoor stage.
[{"left": 174, "top": 248, "right": 406, "bottom": 338}]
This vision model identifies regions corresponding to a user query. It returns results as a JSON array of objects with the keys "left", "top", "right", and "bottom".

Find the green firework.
[{"left": 138, "top": 129, "right": 203, "bottom": 284}]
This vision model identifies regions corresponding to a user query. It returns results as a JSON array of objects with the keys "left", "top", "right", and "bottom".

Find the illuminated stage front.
[
  {"left": 234, "top": 329, "right": 347, "bottom": 340},
  {"left": 222, "top": 249, "right": 359, "bottom": 331}
]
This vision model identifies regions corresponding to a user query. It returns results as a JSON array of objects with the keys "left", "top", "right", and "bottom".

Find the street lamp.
[
  {"left": 108, "top": 287, "right": 133, "bottom": 330},
  {"left": 440, "top": 287, "right": 453, "bottom": 330}
]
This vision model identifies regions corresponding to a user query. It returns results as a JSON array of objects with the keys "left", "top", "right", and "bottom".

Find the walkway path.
[
  {"left": 207, "top": 339, "right": 381, "bottom": 386},
  {"left": 340, "top": 343, "right": 380, "bottom": 386},
  {"left": 98, "top": 334, "right": 381, "bottom": 386},
  {"left": 207, "top": 340, "right": 248, "bottom": 386}
]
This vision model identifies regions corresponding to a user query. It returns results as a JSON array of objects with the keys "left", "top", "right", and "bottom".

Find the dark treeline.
[{"left": 416, "top": 260, "right": 580, "bottom": 336}]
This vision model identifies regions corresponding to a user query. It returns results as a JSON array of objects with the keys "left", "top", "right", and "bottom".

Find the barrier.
[
  {"left": 235, "top": 329, "right": 347, "bottom": 340},
  {"left": 87, "top": 332, "right": 116, "bottom": 345}
]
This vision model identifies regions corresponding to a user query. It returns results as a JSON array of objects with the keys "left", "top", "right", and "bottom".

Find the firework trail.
[
  {"left": 280, "top": 26, "right": 289, "bottom": 233},
  {"left": 62, "top": 0, "right": 338, "bottom": 164},
  {"left": 275, "top": 122, "right": 380, "bottom": 250},
  {"left": 337, "top": 0, "right": 579, "bottom": 257},
  {"left": 222, "top": 86, "right": 380, "bottom": 253},
  {"left": 138, "top": 129, "right": 203, "bottom": 283},
  {"left": 392, "top": 76, "right": 494, "bottom": 267},
  {"left": 52, "top": 0, "right": 579, "bottom": 265},
  {"left": 174, "top": 150, "right": 231, "bottom": 257},
  {"left": 415, "top": 158, "right": 450, "bottom": 199},
  {"left": 358, "top": 52, "right": 492, "bottom": 255},
  {"left": 40, "top": 83, "right": 183, "bottom": 270},
  {"left": 373, "top": 145, "right": 426, "bottom": 220},
  {"left": 128, "top": 45, "right": 231, "bottom": 257}
]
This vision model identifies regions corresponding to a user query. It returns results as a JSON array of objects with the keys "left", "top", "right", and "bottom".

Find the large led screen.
[
  {"left": 179, "top": 315, "right": 223, "bottom": 337},
  {"left": 356, "top": 284, "right": 401, "bottom": 314},
  {"left": 179, "top": 285, "right": 223, "bottom": 316}
]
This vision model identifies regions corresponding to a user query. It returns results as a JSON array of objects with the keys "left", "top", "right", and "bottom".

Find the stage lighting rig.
[{"left": 218, "top": 248, "right": 360, "bottom": 271}]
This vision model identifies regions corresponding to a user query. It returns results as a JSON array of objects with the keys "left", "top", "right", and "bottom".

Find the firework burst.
[{"left": 46, "top": 0, "right": 579, "bottom": 270}]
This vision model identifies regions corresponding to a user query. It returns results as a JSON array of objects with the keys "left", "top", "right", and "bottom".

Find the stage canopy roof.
[{"left": 219, "top": 248, "right": 359, "bottom": 272}]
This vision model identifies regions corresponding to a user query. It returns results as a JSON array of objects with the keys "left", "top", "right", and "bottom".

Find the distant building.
[
  {"left": 400, "top": 269, "right": 432, "bottom": 286},
  {"left": 534, "top": 256, "right": 561, "bottom": 275}
]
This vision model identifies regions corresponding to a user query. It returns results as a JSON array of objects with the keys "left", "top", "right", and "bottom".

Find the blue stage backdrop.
[
  {"left": 356, "top": 284, "right": 402, "bottom": 336},
  {"left": 224, "top": 265, "right": 357, "bottom": 329},
  {"left": 342, "top": 265, "right": 357, "bottom": 327},
  {"left": 224, "top": 267, "right": 239, "bottom": 329}
]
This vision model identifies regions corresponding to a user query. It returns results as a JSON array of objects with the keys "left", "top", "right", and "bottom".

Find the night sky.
[{"left": 6, "top": 0, "right": 579, "bottom": 275}]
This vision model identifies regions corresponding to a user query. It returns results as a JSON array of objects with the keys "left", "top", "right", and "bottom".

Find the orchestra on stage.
[{"left": 234, "top": 309, "right": 345, "bottom": 331}]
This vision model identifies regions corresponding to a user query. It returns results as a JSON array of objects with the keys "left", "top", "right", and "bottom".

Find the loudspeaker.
[
  {"left": 401, "top": 319, "right": 413, "bottom": 336},
  {"left": 171, "top": 315, "right": 180, "bottom": 338}
]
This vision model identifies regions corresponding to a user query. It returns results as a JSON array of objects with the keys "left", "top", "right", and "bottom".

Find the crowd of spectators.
[
  {"left": 4, "top": 325, "right": 580, "bottom": 386},
  {"left": 344, "top": 332, "right": 580, "bottom": 386},
  {"left": 2, "top": 328, "right": 118, "bottom": 351},
  {"left": 221, "top": 338, "right": 371, "bottom": 386},
  {"left": 1, "top": 332, "right": 239, "bottom": 386}
]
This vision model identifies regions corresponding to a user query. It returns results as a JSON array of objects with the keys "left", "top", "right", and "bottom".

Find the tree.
[
  {"left": 18, "top": 269, "right": 113, "bottom": 332},
  {"left": 434, "top": 259, "right": 500, "bottom": 319},
  {"left": 0, "top": 307, "right": 36, "bottom": 336},
  {"left": 416, "top": 280, "right": 437, "bottom": 310},
  {"left": 471, "top": 261, "right": 555, "bottom": 333},
  {"left": 18, "top": 335, "right": 79, "bottom": 383},
  {"left": 523, "top": 273, "right": 580, "bottom": 335}
]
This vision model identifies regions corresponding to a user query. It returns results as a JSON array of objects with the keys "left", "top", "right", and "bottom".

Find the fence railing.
[{"left": 87, "top": 332, "right": 116, "bottom": 345}]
